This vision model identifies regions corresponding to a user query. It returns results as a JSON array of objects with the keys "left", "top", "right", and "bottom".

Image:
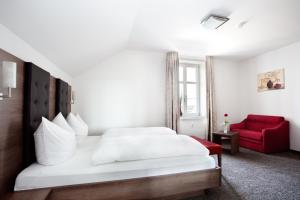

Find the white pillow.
[
  {"left": 76, "top": 114, "right": 88, "bottom": 134},
  {"left": 34, "top": 117, "right": 76, "bottom": 165},
  {"left": 52, "top": 112, "right": 75, "bottom": 134},
  {"left": 67, "top": 113, "right": 88, "bottom": 136}
]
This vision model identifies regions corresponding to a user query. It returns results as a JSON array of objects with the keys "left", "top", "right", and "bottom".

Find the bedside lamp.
[
  {"left": 71, "top": 90, "right": 75, "bottom": 104},
  {"left": 0, "top": 61, "right": 17, "bottom": 100}
]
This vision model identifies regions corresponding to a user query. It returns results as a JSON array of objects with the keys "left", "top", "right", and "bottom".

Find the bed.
[
  {"left": 4, "top": 63, "right": 221, "bottom": 200},
  {"left": 15, "top": 136, "right": 216, "bottom": 191}
]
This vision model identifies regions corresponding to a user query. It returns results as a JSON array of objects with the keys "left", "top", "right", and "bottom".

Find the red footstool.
[{"left": 190, "top": 136, "right": 222, "bottom": 167}]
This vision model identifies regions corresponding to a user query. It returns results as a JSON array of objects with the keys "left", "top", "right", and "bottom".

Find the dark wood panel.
[
  {"left": 0, "top": 49, "right": 24, "bottom": 197},
  {"left": 0, "top": 116, "right": 23, "bottom": 150},
  {"left": 5, "top": 189, "right": 51, "bottom": 200},
  {"left": 49, "top": 77, "right": 56, "bottom": 120},
  {"left": 48, "top": 168, "right": 220, "bottom": 200}
]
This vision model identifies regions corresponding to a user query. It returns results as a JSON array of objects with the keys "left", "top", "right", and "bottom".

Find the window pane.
[
  {"left": 179, "top": 66, "right": 184, "bottom": 81},
  {"left": 186, "top": 99, "right": 197, "bottom": 113},
  {"left": 186, "top": 83, "right": 197, "bottom": 113},
  {"left": 186, "top": 67, "right": 196, "bottom": 82},
  {"left": 186, "top": 83, "right": 197, "bottom": 98}
]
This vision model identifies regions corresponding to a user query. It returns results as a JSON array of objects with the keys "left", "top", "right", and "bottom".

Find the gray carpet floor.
[{"left": 189, "top": 148, "right": 300, "bottom": 200}]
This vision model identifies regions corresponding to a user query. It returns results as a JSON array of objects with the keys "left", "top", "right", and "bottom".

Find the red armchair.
[{"left": 230, "top": 114, "right": 289, "bottom": 153}]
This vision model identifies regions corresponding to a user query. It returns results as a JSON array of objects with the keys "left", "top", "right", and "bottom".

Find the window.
[{"left": 179, "top": 60, "right": 203, "bottom": 118}]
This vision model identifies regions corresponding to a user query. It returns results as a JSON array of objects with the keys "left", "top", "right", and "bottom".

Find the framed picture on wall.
[{"left": 257, "top": 68, "right": 285, "bottom": 92}]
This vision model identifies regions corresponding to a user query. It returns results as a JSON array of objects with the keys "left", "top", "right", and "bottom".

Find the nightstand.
[{"left": 212, "top": 131, "right": 239, "bottom": 154}]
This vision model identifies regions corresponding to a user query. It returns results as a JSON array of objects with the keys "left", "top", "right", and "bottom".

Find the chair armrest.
[
  {"left": 263, "top": 121, "right": 289, "bottom": 135},
  {"left": 230, "top": 119, "right": 246, "bottom": 130},
  {"left": 262, "top": 121, "right": 290, "bottom": 153}
]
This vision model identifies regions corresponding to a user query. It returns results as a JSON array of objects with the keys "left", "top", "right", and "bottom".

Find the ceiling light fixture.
[{"left": 201, "top": 15, "right": 229, "bottom": 29}]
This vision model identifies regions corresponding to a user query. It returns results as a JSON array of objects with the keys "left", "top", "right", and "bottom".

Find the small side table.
[{"left": 212, "top": 131, "right": 239, "bottom": 154}]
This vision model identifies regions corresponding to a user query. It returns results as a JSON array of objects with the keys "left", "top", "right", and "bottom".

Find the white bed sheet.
[{"left": 15, "top": 136, "right": 216, "bottom": 191}]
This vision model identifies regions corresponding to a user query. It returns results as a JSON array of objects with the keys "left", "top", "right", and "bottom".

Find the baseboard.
[{"left": 289, "top": 149, "right": 300, "bottom": 154}]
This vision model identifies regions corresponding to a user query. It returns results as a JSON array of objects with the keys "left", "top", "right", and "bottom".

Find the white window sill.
[{"left": 180, "top": 116, "right": 204, "bottom": 120}]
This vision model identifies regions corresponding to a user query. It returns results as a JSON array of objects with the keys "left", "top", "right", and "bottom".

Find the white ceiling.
[{"left": 1, "top": 0, "right": 300, "bottom": 76}]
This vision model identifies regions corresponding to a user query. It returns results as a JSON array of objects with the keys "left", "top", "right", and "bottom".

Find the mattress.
[{"left": 15, "top": 136, "right": 216, "bottom": 191}]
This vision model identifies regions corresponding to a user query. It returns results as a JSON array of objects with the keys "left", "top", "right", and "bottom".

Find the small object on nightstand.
[{"left": 223, "top": 113, "right": 229, "bottom": 133}]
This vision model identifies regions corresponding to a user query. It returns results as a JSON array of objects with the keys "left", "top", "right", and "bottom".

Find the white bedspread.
[
  {"left": 103, "top": 127, "right": 176, "bottom": 137},
  {"left": 15, "top": 136, "right": 215, "bottom": 191},
  {"left": 92, "top": 134, "right": 209, "bottom": 165}
]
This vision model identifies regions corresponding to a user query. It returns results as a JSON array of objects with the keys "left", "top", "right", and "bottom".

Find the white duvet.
[
  {"left": 92, "top": 134, "right": 209, "bottom": 165},
  {"left": 102, "top": 127, "right": 176, "bottom": 137}
]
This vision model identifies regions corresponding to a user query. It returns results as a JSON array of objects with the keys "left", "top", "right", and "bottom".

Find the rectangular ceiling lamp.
[{"left": 201, "top": 15, "right": 229, "bottom": 29}]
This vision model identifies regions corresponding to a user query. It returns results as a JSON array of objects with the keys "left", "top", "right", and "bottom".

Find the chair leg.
[{"left": 217, "top": 153, "right": 222, "bottom": 167}]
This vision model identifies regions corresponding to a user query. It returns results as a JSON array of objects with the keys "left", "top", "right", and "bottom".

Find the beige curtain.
[
  {"left": 206, "top": 56, "right": 217, "bottom": 141},
  {"left": 166, "top": 52, "right": 180, "bottom": 132}
]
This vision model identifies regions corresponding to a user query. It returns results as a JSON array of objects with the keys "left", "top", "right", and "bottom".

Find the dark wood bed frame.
[
  {"left": 1, "top": 49, "right": 221, "bottom": 200},
  {"left": 7, "top": 168, "right": 221, "bottom": 200}
]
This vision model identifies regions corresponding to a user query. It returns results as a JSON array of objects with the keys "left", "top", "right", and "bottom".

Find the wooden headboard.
[
  {"left": 55, "top": 79, "right": 69, "bottom": 118},
  {"left": 23, "top": 62, "right": 50, "bottom": 167},
  {"left": 23, "top": 64, "right": 72, "bottom": 167},
  {"left": 0, "top": 49, "right": 71, "bottom": 197}
]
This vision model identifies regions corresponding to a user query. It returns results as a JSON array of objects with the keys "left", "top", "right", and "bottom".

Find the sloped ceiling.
[{"left": 1, "top": 0, "right": 300, "bottom": 76}]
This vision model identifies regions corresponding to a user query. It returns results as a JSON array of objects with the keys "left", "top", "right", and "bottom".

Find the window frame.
[{"left": 179, "top": 60, "right": 201, "bottom": 119}]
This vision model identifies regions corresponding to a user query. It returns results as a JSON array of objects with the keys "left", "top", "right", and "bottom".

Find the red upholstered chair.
[
  {"left": 190, "top": 136, "right": 222, "bottom": 167},
  {"left": 230, "top": 114, "right": 289, "bottom": 153}
]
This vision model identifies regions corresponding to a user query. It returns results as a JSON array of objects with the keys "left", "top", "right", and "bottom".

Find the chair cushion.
[
  {"left": 190, "top": 136, "right": 222, "bottom": 155},
  {"left": 240, "top": 136, "right": 263, "bottom": 144},
  {"left": 246, "top": 114, "right": 284, "bottom": 131},
  {"left": 238, "top": 129, "right": 263, "bottom": 141}
]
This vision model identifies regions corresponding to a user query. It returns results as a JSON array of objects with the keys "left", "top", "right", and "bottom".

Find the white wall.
[
  {"left": 238, "top": 41, "right": 300, "bottom": 151},
  {"left": 214, "top": 58, "right": 241, "bottom": 129},
  {"left": 73, "top": 50, "right": 166, "bottom": 134},
  {"left": 0, "top": 24, "right": 72, "bottom": 83}
]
